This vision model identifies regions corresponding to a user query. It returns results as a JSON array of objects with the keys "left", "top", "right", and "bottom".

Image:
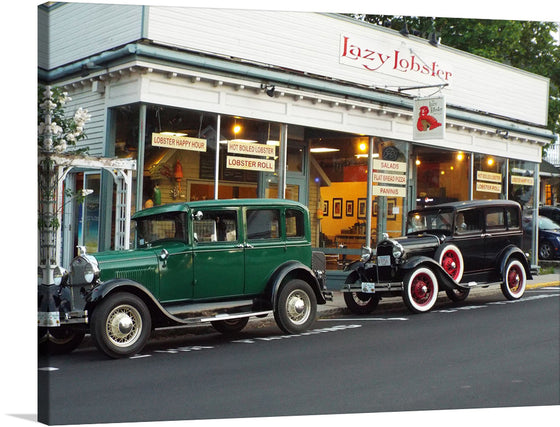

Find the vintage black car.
[{"left": 342, "top": 200, "right": 532, "bottom": 314}]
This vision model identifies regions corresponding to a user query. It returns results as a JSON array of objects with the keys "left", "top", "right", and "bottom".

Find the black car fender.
[
  {"left": 498, "top": 245, "right": 533, "bottom": 280},
  {"left": 344, "top": 265, "right": 377, "bottom": 284},
  {"left": 268, "top": 260, "right": 327, "bottom": 307},
  {"left": 400, "top": 256, "right": 458, "bottom": 292}
]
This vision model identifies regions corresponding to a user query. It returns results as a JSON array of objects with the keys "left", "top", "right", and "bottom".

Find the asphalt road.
[{"left": 38, "top": 287, "right": 560, "bottom": 425}]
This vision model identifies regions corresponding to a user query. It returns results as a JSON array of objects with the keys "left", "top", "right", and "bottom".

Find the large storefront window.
[
  {"left": 509, "top": 159, "right": 536, "bottom": 211},
  {"left": 473, "top": 153, "right": 506, "bottom": 200},
  {"left": 413, "top": 146, "right": 471, "bottom": 208},
  {"left": 314, "top": 133, "right": 407, "bottom": 265},
  {"left": 312, "top": 130, "right": 368, "bottom": 254},
  {"left": 145, "top": 106, "right": 219, "bottom": 205},
  {"left": 509, "top": 159, "right": 538, "bottom": 259},
  {"left": 216, "top": 115, "right": 281, "bottom": 200}
]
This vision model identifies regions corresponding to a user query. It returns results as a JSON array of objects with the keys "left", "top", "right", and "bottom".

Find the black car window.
[
  {"left": 406, "top": 209, "right": 453, "bottom": 234},
  {"left": 193, "top": 210, "right": 238, "bottom": 243},
  {"left": 247, "top": 209, "right": 280, "bottom": 240},
  {"left": 485, "top": 208, "right": 506, "bottom": 231},
  {"left": 455, "top": 209, "right": 482, "bottom": 234},
  {"left": 506, "top": 207, "right": 520, "bottom": 230},
  {"left": 286, "top": 209, "right": 305, "bottom": 239}
]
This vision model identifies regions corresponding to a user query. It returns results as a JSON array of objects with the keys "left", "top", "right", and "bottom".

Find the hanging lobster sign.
[{"left": 413, "top": 96, "right": 446, "bottom": 141}]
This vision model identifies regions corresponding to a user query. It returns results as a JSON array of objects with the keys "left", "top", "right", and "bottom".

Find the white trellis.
[{"left": 40, "top": 153, "right": 137, "bottom": 274}]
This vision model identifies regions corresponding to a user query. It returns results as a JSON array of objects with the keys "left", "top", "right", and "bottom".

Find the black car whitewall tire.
[
  {"left": 343, "top": 292, "right": 381, "bottom": 314},
  {"left": 402, "top": 267, "right": 439, "bottom": 313},
  {"left": 274, "top": 279, "right": 317, "bottom": 334},
  {"left": 91, "top": 292, "right": 152, "bottom": 358},
  {"left": 436, "top": 244, "right": 464, "bottom": 282},
  {"left": 445, "top": 287, "right": 470, "bottom": 302},
  {"left": 343, "top": 271, "right": 380, "bottom": 314},
  {"left": 501, "top": 259, "right": 526, "bottom": 300},
  {"left": 211, "top": 317, "right": 249, "bottom": 334}
]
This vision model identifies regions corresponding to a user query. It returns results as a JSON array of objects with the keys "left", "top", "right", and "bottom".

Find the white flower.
[{"left": 50, "top": 122, "right": 63, "bottom": 136}]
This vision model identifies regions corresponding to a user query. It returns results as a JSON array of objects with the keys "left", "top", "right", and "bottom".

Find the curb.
[{"left": 526, "top": 281, "right": 560, "bottom": 289}]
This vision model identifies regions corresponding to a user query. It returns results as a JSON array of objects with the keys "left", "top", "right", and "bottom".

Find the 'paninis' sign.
[{"left": 339, "top": 35, "right": 453, "bottom": 83}]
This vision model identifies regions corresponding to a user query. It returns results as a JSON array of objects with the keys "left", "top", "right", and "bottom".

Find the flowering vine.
[
  {"left": 38, "top": 85, "right": 90, "bottom": 153},
  {"left": 38, "top": 85, "right": 91, "bottom": 273}
]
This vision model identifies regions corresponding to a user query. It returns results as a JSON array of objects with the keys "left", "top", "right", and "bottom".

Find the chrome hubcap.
[
  {"left": 286, "top": 290, "right": 310, "bottom": 325},
  {"left": 106, "top": 304, "right": 142, "bottom": 347}
]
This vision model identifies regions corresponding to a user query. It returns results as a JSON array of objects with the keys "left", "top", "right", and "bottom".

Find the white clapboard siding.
[
  {"left": 41, "top": 4, "right": 549, "bottom": 127},
  {"left": 39, "top": 3, "right": 144, "bottom": 70},
  {"left": 146, "top": 8, "right": 549, "bottom": 127},
  {"left": 64, "top": 87, "right": 107, "bottom": 156}
]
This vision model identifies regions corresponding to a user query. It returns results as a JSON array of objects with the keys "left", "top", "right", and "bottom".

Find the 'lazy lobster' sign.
[{"left": 413, "top": 96, "right": 446, "bottom": 141}]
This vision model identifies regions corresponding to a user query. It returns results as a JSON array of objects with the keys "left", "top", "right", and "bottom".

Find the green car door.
[{"left": 192, "top": 208, "right": 245, "bottom": 299}]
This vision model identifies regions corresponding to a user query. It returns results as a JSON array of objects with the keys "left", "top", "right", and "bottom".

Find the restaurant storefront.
[{"left": 39, "top": 4, "right": 552, "bottom": 269}]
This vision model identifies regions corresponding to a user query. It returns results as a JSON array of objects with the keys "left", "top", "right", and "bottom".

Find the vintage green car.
[{"left": 38, "top": 199, "right": 330, "bottom": 358}]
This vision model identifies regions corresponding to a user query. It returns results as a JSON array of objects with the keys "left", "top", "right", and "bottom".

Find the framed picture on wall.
[
  {"left": 387, "top": 198, "right": 397, "bottom": 220},
  {"left": 372, "top": 200, "right": 378, "bottom": 217},
  {"left": 333, "top": 198, "right": 343, "bottom": 218},
  {"left": 346, "top": 200, "right": 354, "bottom": 217},
  {"left": 357, "top": 198, "right": 367, "bottom": 219},
  {"left": 323, "top": 200, "right": 329, "bottom": 217}
]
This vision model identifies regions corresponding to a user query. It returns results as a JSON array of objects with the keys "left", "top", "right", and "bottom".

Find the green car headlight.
[
  {"left": 53, "top": 266, "right": 68, "bottom": 286},
  {"left": 83, "top": 260, "right": 99, "bottom": 284}
]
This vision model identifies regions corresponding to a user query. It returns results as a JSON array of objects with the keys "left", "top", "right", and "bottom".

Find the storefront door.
[{"left": 78, "top": 172, "right": 101, "bottom": 254}]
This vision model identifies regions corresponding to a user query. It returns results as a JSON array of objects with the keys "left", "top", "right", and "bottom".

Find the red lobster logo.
[{"left": 416, "top": 106, "right": 442, "bottom": 132}]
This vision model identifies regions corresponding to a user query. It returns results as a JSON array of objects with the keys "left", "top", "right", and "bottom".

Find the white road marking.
[{"left": 319, "top": 317, "right": 408, "bottom": 321}]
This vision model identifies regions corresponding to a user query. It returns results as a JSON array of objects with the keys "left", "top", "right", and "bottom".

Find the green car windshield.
[
  {"left": 406, "top": 209, "right": 454, "bottom": 235},
  {"left": 135, "top": 212, "right": 188, "bottom": 247}
]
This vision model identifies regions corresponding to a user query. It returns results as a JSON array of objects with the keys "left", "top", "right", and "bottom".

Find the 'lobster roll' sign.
[{"left": 413, "top": 96, "right": 446, "bottom": 141}]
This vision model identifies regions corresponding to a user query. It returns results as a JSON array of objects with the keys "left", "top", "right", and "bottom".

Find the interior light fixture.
[
  {"left": 233, "top": 124, "right": 241, "bottom": 134},
  {"left": 456, "top": 152, "right": 464, "bottom": 161},
  {"left": 487, "top": 158, "right": 495, "bottom": 166},
  {"left": 310, "top": 147, "right": 340, "bottom": 153},
  {"left": 231, "top": 139, "right": 258, "bottom": 143},
  {"left": 359, "top": 142, "right": 367, "bottom": 152},
  {"left": 160, "top": 132, "right": 188, "bottom": 137},
  {"left": 355, "top": 153, "right": 379, "bottom": 159},
  {"left": 415, "top": 159, "right": 421, "bottom": 166}
]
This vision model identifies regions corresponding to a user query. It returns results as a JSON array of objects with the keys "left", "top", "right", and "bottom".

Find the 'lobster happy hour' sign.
[{"left": 413, "top": 96, "right": 446, "bottom": 141}]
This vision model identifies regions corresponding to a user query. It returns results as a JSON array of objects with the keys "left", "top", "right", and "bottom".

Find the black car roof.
[{"left": 411, "top": 199, "right": 521, "bottom": 213}]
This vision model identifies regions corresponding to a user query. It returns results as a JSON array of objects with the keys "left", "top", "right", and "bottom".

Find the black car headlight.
[
  {"left": 360, "top": 246, "right": 373, "bottom": 263},
  {"left": 392, "top": 242, "right": 405, "bottom": 260}
]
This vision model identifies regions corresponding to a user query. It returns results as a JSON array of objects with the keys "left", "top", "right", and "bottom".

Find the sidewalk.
[{"left": 318, "top": 273, "right": 560, "bottom": 317}]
